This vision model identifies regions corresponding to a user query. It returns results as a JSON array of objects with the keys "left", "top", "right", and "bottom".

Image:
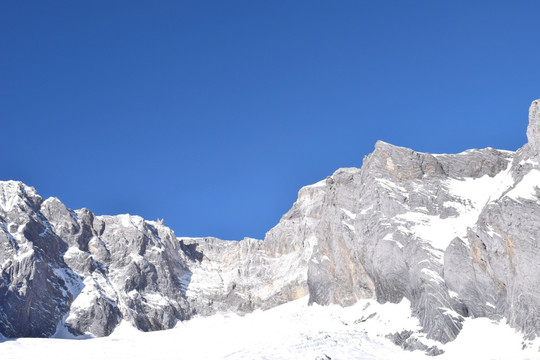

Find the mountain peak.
[
  {"left": 0, "top": 180, "right": 41, "bottom": 212},
  {"left": 526, "top": 99, "right": 540, "bottom": 154},
  {"left": 2, "top": 101, "right": 540, "bottom": 357}
]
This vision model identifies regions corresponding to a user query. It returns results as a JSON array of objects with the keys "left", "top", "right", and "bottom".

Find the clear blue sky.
[{"left": 2, "top": 1, "right": 540, "bottom": 239}]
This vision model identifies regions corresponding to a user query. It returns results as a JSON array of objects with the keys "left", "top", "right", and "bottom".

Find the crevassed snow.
[
  {"left": 1, "top": 296, "right": 538, "bottom": 360},
  {"left": 0, "top": 297, "right": 420, "bottom": 360}
]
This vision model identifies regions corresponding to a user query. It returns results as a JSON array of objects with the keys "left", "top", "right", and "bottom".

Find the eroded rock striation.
[{"left": 1, "top": 101, "right": 540, "bottom": 352}]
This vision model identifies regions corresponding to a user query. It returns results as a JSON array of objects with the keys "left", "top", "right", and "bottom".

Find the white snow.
[
  {"left": 0, "top": 181, "right": 41, "bottom": 212},
  {"left": 485, "top": 225, "right": 500, "bottom": 238},
  {"left": 342, "top": 220, "right": 356, "bottom": 232},
  {"left": 397, "top": 211, "right": 468, "bottom": 252},
  {"left": 1, "top": 296, "right": 538, "bottom": 360},
  {"left": 117, "top": 214, "right": 145, "bottom": 230},
  {"left": 67, "top": 273, "right": 118, "bottom": 319},
  {"left": 304, "top": 178, "right": 326, "bottom": 188},
  {"left": 360, "top": 205, "right": 374, "bottom": 215},
  {"left": 377, "top": 178, "right": 407, "bottom": 193},
  {"left": 441, "top": 317, "right": 540, "bottom": 360},
  {"left": 519, "top": 158, "right": 539, "bottom": 167},
  {"left": 142, "top": 293, "right": 171, "bottom": 307},
  {"left": 446, "top": 161, "right": 515, "bottom": 209},
  {"left": 63, "top": 246, "right": 86, "bottom": 259},
  {"left": 52, "top": 268, "right": 83, "bottom": 298},
  {"left": 0, "top": 181, "right": 22, "bottom": 212},
  {"left": 506, "top": 169, "right": 540, "bottom": 202},
  {"left": 383, "top": 233, "right": 404, "bottom": 249},
  {"left": 396, "top": 160, "right": 515, "bottom": 253},
  {"left": 68, "top": 281, "right": 99, "bottom": 311},
  {"left": 439, "top": 307, "right": 463, "bottom": 320},
  {"left": 421, "top": 268, "right": 444, "bottom": 284},
  {"left": 341, "top": 207, "right": 357, "bottom": 219},
  {"left": 486, "top": 302, "right": 496, "bottom": 309},
  {"left": 14, "top": 246, "right": 34, "bottom": 262}
]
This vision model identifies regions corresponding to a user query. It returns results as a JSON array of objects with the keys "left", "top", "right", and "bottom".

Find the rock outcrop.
[
  {"left": 1, "top": 100, "right": 540, "bottom": 354},
  {"left": 0, "top": 185, "right": 191, "bottom": 337}
]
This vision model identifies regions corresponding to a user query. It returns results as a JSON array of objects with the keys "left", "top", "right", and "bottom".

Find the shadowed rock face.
[
  {"left": 1, "top": 101, "right": 540, "bottom": 351},
  {"left": 0, "top": 185, "right": 192, "bottom": 337}
]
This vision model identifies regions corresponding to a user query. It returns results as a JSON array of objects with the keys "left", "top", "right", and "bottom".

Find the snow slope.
[{"left": 0, "top": 296, "right": 537, "bottom": 360}]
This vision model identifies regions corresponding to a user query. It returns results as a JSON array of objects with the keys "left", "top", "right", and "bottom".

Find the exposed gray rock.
[
  {"left": 387, "top": 330, "right": 444, "bottom": 356},
  {"left": 0, "top": 184, "right": 192, "bottom": 337},
  {"left": 1, "top": 100, "right": 540, "bottom": 356},
  {"left": 527, "top": 99, "right": 540, "bottom": 155}
]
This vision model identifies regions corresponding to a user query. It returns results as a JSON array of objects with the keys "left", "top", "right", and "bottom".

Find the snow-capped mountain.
[{"left": 2, "top": 100, "right": 540, "bottom": 357}]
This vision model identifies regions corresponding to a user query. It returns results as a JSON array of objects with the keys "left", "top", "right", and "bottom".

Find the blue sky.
[{"left": 2, "top": 1, "right": 540, "bottom": 239}]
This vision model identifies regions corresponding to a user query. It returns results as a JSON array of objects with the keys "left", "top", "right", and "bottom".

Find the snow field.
[{"left": 1, "top": 296, "right": 538, "bottom": 360}]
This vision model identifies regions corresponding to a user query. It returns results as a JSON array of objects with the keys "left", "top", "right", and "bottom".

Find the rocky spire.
[{"left": 526, "top": 99, "right": 540, "bottom": 154}]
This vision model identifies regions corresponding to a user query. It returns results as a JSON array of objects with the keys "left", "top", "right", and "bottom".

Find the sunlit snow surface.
[
  {"left": 395, "top": 159, "right": 515, "bottom": 254},
  {"left": 1, "top": 297, "right": 538, "bottom": 360}
]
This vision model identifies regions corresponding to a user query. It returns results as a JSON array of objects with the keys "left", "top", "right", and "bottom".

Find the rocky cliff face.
[
  {"left": 0, "top": 184, "right": 192, "bottom": 337},
  {"left": 1, "top": 101, "right": 540, "bottom": 354}
]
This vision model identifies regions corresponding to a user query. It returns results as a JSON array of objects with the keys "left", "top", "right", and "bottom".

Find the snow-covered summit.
[{"left": 0, "top": 180, "right": 40, "bottom": 212}]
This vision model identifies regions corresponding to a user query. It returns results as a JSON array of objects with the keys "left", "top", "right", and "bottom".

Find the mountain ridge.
[{"left": 1, "top": 100, "right": 540, "bottom": 355}]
